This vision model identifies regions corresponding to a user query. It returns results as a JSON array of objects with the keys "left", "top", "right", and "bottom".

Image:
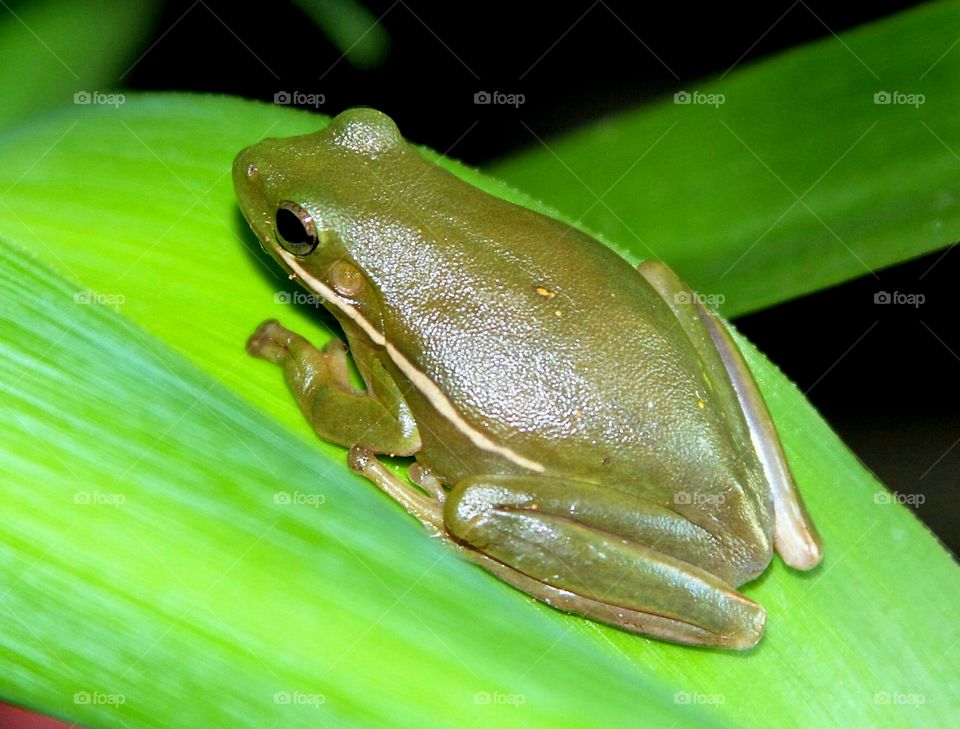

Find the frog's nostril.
[{"left": 245, "top": 162, "right": 258, "bottom": 179}]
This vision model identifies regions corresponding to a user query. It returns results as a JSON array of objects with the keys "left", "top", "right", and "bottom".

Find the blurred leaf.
[
  {"left": 0, "top": 94, "right": 957, "bottom": 729},
  {"left": 291, "top": 0, "right": 389, "bottom": 70},
  {"left": 0, "top": 0, "right": 161, "bottom": 128},
  {"left": 489, "top": 0, "right": 960, "bottom": 317},
  {"left": 1, "top": 233, "right": 703, "bottom": 728}
]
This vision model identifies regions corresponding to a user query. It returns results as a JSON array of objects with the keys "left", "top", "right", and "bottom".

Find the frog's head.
[{"left": 232, "top": 107, "right": 405, "bottom": 270}]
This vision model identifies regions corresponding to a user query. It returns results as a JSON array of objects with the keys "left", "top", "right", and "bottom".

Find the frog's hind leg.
[
  {"left": 636, "top": 261, "right": 823, "bottom": 570},
  {"left": 347, "top": 446, "right": 446, "bottom": 539},
  {"left": 469, "top": 549, "right": 763, "bottom": 649},
  {"left": 344, "top": 455, "right": 767, "bottom": 648},
  {"left": 696, "top": 306, "right": 823, "bottom": 569},
  {"left": 443, "top": 474, "right": 767, "bottom": 649}
]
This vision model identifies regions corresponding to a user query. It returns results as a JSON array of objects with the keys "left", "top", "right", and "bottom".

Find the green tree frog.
[{"left": 234, "top": 108, "right": 823, "bottom": 649}]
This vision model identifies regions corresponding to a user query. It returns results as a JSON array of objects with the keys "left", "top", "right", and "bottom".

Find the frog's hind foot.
[{"left": 348, "top": 447, "right": 446, "bottom": 539}]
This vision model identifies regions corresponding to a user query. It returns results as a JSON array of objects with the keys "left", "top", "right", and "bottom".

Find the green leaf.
[
  {"left": 0, "top": 95, "right": 957, "bottom": 729},
  {"left": 489, "top": 1, "right": 960, "bottom": 317},
  {"left": 290, "top": 0, "right": 390, "bottom": 70},
  {"left": 0, "top": 0, "right": 161, "bottom": 128}
]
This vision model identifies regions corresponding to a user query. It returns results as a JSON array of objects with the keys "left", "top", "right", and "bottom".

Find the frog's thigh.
[
  {"left": 247, "top": 320, "right": 421, "bottom": 455},
  {"left": 636, "top": 260, "right": 823, "bottom": 570},
  {"left": 444, "top": 475, "right": 766, "bottom": 649}
]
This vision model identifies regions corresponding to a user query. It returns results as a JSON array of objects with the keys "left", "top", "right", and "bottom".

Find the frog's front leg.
[
  {"left": 443, "top": 475, "right": 767, "bottom": 649},
  {"left": 247, "top": 319, "right": 421, "bottom": 456}
]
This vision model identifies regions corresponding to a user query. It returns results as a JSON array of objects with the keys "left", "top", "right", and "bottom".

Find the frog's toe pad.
[{"left": 246, "top": 319, "right": 291, "bottom": 363}]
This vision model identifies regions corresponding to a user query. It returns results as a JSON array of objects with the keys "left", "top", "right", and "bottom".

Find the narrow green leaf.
[
  {"left": 489, "top": 1, "right": 960, "bottom": 316},
  {"left": 290, "top": 0, "right": 390, "bottom": 70},
  {"left": 0, "top": 0, "right": 161, "bottom": 128},
  {"left": 0, "top": 96, "right": 957, "bottom": 728}
]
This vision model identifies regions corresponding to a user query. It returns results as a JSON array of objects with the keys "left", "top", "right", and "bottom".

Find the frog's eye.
[{"left": 275, "top": 201, "right": 319, "bottom": 256}]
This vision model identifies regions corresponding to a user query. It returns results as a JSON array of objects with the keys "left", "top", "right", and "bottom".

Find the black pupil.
[{"left": 276, "top": 207, "right": 311, "bottom": 244}]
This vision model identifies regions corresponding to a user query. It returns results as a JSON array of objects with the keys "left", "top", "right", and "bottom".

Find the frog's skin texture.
[{"left": 234, "top": 108, "right": 823, "bottom": 650}]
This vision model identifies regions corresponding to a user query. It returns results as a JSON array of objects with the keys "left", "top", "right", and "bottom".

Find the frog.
[{"left": 233, "top": 107, "right": 823, "bottom": 649}]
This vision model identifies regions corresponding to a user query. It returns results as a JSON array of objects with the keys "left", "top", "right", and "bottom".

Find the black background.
[{"left": 126, "top": 0, "right": 958, "bottom": 554}]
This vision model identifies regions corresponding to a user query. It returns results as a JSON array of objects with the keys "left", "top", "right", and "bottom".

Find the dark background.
[{"left": 125, "top": 0, "right": 957, "bottom": 554}]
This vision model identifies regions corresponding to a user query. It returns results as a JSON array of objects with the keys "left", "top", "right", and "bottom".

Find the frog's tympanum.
[{"left": 234, "top": 108, "right": 823, "bottom": 649}]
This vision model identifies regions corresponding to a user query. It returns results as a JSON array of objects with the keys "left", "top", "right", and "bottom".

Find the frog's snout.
[{"left": 231, "top": 146, "right": 259, "bottom": 195}]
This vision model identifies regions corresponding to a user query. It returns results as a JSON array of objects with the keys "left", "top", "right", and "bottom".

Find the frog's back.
[{"left": 343, "top": 146, "right": 754, "bottom": 502}]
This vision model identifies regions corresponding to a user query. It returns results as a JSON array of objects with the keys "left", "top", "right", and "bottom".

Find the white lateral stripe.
[{"left": 276, "top": 249, "right": 545, "bottom": 473}]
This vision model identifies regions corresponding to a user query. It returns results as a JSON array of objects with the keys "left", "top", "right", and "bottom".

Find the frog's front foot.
[
  {"left": 245, "top": 320, "right": 421, "bottom": 455},
  {"left": 246, "top": 319, "right": 293, "bottom": 364}
]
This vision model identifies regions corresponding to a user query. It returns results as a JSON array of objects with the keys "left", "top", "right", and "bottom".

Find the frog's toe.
[
  {"left": 246, "top": 319, "right": 291, "bottom": 364},
  {"left": 724, "top": 602, "right": 766, "bottom": 650}
]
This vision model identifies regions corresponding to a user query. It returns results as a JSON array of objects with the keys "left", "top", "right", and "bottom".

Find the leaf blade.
[
  {"left": 488, "top": 1, "right": 960, "bottom": 316},
  {"left": 0, "top": 0, "right": 160, "bottom": 128},
  {"left": 0, "top": 94, "right": 956, "bottom": 728}
]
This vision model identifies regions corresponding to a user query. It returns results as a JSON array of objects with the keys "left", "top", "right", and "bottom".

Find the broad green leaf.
[
  {"left": 0, "top": 235, "right": 702, "bottom": 728},
  {"left": 0, "top": 0, "right": 160, "bottom": 128},
  {"left": 0, "top": 95, "right": 957, "bottom": 729},
  {"left": 489, "top": 0, "right": 960, "bottom": 317}
]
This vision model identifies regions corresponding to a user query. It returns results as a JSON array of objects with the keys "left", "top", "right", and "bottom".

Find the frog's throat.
[{"left": 275, "top": 248, "right": 546, "bottom": 474}]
